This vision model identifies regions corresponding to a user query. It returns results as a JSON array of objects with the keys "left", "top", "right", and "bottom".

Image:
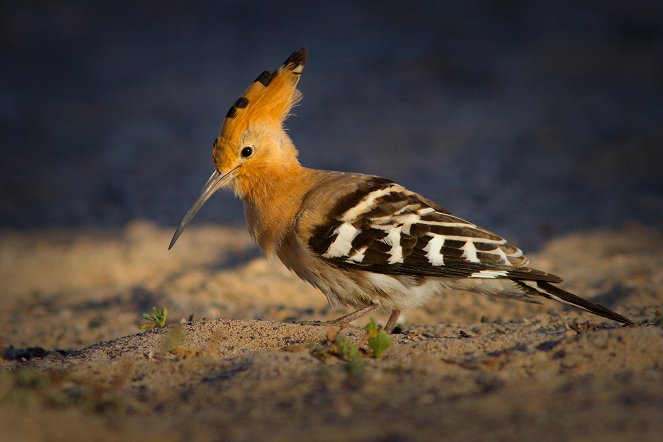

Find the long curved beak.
[{"left": 168, "top": 168, "right": 237, "bottom": 250}]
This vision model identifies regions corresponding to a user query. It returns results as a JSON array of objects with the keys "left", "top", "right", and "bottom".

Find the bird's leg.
[
  {"left": 295, "top": 304, "right": 378, "bottom": 328},
  {"left": 328, "top": 304, "right": 378, "bottom": 326},
  {"left": 384, "top": 309, "right": 401, "bottom": 333}
]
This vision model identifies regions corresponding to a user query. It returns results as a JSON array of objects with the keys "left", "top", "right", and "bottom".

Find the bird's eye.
[{"left": 241, "top": 146, "right": 253, "bottom": 158}]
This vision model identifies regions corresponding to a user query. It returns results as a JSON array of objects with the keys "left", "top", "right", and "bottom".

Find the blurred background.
[{"left": 2, "top": 0, "right": 662, "bottom": 249}]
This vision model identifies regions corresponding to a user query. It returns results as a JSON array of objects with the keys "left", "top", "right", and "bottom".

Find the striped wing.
[{"left": 306, "top": 176, "right": 562, "bottom": 283}]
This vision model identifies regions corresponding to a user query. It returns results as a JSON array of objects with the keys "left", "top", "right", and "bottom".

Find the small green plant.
[
  {"left": 309, "top": 328, "right": 365, "bottom": 372},
  {"left": 335, "top": 334, "right": 362, "bottom": 362},
  {"left": 334, "top": 334, "right": 365, "bottom": 373},
  {"left": 364, "top": 317, "right": 390, "bottom": 358},
  {"left": 309, "top": 318, "right": 391, "bottom": 373},
  {"left": 142, "top": 306, "right": 168, "bottom": 328}
]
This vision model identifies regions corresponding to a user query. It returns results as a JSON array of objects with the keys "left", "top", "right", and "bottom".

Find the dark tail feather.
[{"left": 518, "top": 281, "right": 634, "bottom": 325}]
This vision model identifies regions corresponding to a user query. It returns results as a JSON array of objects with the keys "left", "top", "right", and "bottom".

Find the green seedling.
[
  {"left": 364, "top": 317, "right": 390, "bottom": 359},
  {"left": 334, "top": 334, "right": 365, "bottom": 373},
  {"left": 309, "top": 318, "right": 391, "bottom": 374},
  {"left": 309, "top": 328, "right": 365, "bottom": 372},
  {"left": 142, "top": 306, "right": 168, "bottom": 328},
  {"left": 334, "top": 334, "right": 362, "bottom": 362}
]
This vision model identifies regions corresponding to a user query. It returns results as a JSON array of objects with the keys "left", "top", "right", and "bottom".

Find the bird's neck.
[{"left": 240, "top": 163, "right": 319, "bottom": 255}]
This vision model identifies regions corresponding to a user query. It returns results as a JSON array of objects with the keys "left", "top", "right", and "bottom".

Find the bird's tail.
[{"left": 516, "top": 280, "right": 634, "bottom": 325}]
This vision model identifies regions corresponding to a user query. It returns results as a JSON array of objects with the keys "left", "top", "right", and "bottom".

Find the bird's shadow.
[{"left": 590, "top": 283, "right": 634, "bottom": 308}]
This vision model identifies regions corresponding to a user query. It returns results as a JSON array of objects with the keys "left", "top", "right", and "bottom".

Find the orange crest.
[{"left": 215, "top": 49, "right": 307, "bottom": 163}]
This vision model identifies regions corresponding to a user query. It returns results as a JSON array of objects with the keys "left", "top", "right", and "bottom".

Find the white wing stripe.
[
  {"left": 461, "top": 241, "right": 479, "bottom": 263},
  {"left": 470, "top": 270, "right": 508, "bottom": 278},
  {"left": 395, "top": 204, "right": 421, "bottom": 215},
  {"left": 424, "top": 234, "right": 446, "bottom": 265},
  {"left": 364, "top": 225, "right": 506, "bottom": 246},
  {"left": 323, "top": 222, "right": 359, "bottom": 258},
  {"left": 494, "top": 247, "right": 510, "bottom": 264},
  {"left": 384, "top": 226, "right": 404, "bottom": 264},
  {"left": 427, "top": 234, "right": 505, "bottom": 245},
  {"left": 346, "top": 246, "right": 367, "bottom": 262},
  {"left": 371, "top": 213, "right": 421, "bottom": 226},
  {"left": 416, "top": 221, "right": 476, "bottom": 228},
  {"left": 340, "top": 185, "right": 403, "bottom": 222}
]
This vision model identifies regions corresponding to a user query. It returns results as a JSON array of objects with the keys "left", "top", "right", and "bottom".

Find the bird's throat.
[{"left": 240, "top": 165, "right": 318, "bottom": 255}]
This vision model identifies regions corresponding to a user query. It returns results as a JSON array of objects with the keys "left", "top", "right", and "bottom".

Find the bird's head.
[{"left": 169, "top": 48, "right": 307, "bottom": 250}]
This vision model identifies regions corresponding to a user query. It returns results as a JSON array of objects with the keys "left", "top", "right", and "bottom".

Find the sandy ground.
[{"left": 0, "top": 221, "right": 661, "bottom": 441}]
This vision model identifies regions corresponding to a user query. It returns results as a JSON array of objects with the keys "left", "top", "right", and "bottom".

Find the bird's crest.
[{"left": 218, "top": 49, "right": 307, "bottom": 147}]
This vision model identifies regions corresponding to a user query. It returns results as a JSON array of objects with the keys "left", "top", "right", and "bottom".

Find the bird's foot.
[
  {"left": 293, "top": 305, "right": 404, "bottom": 334},
  {"left": 292, "top": 319, "right": 326, "bottom": 327},
  {"left": 293, "top": 304, "right": 379, "bottom": 328}
]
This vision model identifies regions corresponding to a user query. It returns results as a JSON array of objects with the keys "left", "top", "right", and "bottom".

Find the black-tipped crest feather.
[{"left": 283, "top": 48, "right": 307, "bottom": 69}]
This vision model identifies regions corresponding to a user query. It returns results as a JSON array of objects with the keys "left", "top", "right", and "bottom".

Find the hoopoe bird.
[{"left": 169, "top": 48, "right": 633, "bottom": 332}]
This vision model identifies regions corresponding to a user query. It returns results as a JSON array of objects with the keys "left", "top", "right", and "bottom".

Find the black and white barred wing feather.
[
  {"left": 307, "top": 176, "right": 560, "bottom": 282},
  {"left": 302, "top": 175, "right": 632, "bottom": 325}
]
